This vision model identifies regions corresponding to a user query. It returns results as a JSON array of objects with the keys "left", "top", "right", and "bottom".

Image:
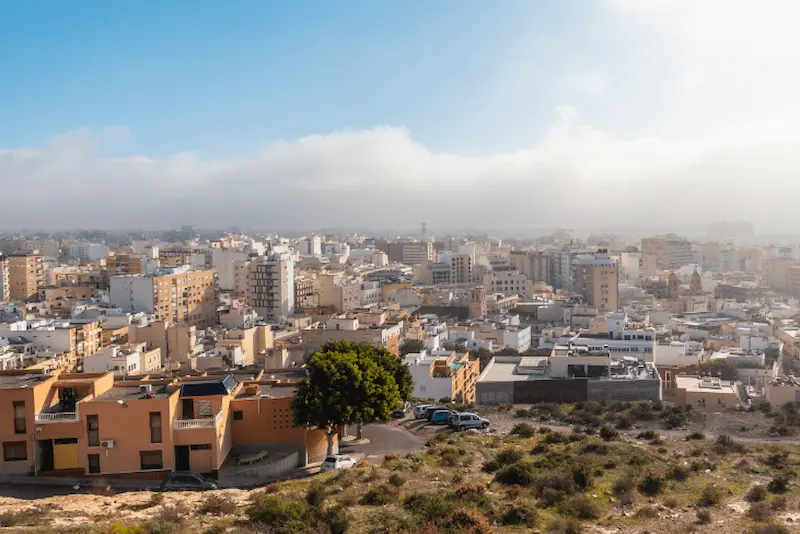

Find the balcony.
[
  {"left": 174, "top": 410, "right": 224, "bottom": 430},
  {"left": 36, "top": 410, "right": 80, "bottom": 423}
]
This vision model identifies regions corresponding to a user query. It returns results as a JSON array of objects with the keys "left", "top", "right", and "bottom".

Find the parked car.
[
  {"left": 431, "top": 409, "right": 456, "bottom": 425},
  {"left": 160, "top": 472, "right": 218, "bottom": 491},
  {"left": 449, "top": 412, "right": 490, "bottom": 430},
  {"left": 423, "top": 406, "right": 449, "bottom": 420},
  {"left": 413, "top": 404, "right": 433, "bottom": 418},
  {"left": 392, "top": 402, "right": 412, "bottom": 418},
  {"left": 321, "top": 455, "right": 357, "bottom": 472}
]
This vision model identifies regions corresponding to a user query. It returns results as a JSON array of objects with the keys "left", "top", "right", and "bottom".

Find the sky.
[{"left": 2, "top": 0, "right": 800, "bottom": 234}]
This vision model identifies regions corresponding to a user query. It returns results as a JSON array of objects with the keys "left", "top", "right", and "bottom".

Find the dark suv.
[{"left": 160, "top": 472, "right": 218, "bottom": 491}]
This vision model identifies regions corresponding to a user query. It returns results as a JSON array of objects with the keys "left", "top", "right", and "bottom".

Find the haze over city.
[{"left": 3, "top": 0, "right": 800, "bottom": 232}]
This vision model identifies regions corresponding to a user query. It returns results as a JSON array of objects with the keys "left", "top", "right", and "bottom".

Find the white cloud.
[{"left": 3, "top": 107, "right": 800, "bottom": 233}]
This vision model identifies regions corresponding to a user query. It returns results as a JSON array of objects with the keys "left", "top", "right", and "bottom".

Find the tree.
[
  {"left": 468, "top": 347, "right": 494, "bottom": 371},
  {"left": 294, "top": 342, "right": 414, "bottom": 447},
  {"left": 697, "top": 360, "right": 737, "bottom": 381},
  {"left": 495, "top": 347, "right": 520, "bottom": 356},
  {"left": 292, "top": 350, "right": 363, "bottom": 455},
  {"left": 400, "top": 339, "right": 425, "bottom": 356}
]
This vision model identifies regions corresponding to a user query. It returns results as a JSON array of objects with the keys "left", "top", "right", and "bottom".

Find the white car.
[
  {"left": 449, "top": 412, "right": 490, "bottom": 430},
  {"left": 413, "top": 404, "right": 433, "bottom": 419},
  {"left": 321, "top": 455, "right": 357, "bottom": 472}
]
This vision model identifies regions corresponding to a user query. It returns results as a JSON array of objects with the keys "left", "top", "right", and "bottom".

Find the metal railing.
[
  {"left": 174, "top": 410, "right": 224, "bottom": 430},
  {"left": 35, "top": 411, "right": 79, "bottom": 423}
]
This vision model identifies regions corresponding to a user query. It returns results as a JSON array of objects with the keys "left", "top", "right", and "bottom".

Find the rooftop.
[
  {"left": 0, "top": 372, "right": 52, "bottom": 390},
  {"left": 91, "top": 384, "right": 173, "bottom": 401},
  {"left": 675, "top": 375, "right": 738, "bottom": 394},
  {"left": 236, "top": 384, "right": 297, "bottom": 399}
]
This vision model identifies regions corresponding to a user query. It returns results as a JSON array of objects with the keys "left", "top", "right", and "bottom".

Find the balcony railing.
[
  {"left": 35, "top": 411, "right": 79, "bottom": 423},
  {"left": 174, "top": 410, "right": 224, "bottom": 430}
]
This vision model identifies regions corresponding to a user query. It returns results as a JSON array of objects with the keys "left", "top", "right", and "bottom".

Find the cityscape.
[{"left": 3, "top": 1, "right": 800, "bottom": 533}]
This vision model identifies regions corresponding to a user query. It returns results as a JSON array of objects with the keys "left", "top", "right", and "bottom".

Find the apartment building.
[
  {"left": 0, "top": 255, "right": 7, "bottom": 301},
  {"left": 403, "top": 350, "right": 480, "bottom": 403},
  {"left": 0, "top": 320, "right": 102, "bottom": 367},
  {"left": 246, "top": 254, "right": 295, "bottom": 323},
  {"left": 212, "top": 249, "right": 251, "bottom": 291},
  {"left": 509, "top": 250, "right": 550, "bottom": 284},
  {"left": 641, "top": 235, "right": 695, "bottom": 270},
  {"left": 573, "top": 251, "right": 619, "bottom": 312},
  {"left": 451, "top": 253, "right": 473, "bottom": 284},
  {"left": 294, "top": 277, "right": 317, "bottom": 308},
  {"left": 105, "top": 254, "right": 157, "bottom": 276},
  {"left": 297, "top": 236, "right": 322, "bottom": 256},
  {"left": 485, "top": 269, "right": 532, "bottom": 298},
  {"left": 6, "top": 254, "right": 45, "bottom": 303},
  {"left": 128, "top": 321, "right": 198, "bottom": 366},
  {"left": 302, "top": 316, "right": 402, "bottom": 356},
  {"left": 401, "top": 242, "right": 435, "bottom": 266},
  {"left": 45, "top": 286, "right": 98, "bottom": 318},
  {"left": 82, "top": 343, "right": 162, "bottom": 376},
  {"left": 67, "top": 244, "right": 109, "bottom": 262},
  {"left": 0, "top": 369, "right": 329, "bottom": 478},
  {"left": 109, "top": 267, "right": 217, "bottom": 329},
  {"left": 315, "top": 274, "right": 360, "bottom": 313}
]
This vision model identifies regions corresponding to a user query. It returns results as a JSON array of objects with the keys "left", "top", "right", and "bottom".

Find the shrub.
[
  {"left": 501, "top": 501, "right": 539, "bottom": 526},
  {"left": 199, "top": 494, "right": 238, "bottom": 516},
  {"left": 543, "top": 432, "right": 568, "bottom": 445},
  {"left": 246, "top": 495, "right": 308, "bottom": 526},
  {"left": 663, "top": 496, "right": 679, "bottom": 508},
  {"left": 696, "top": 508, "right": 712, "bottom": 524},
  {"left": 747, "top": 501, "right": 773, "bottom": 522},
  {"left": 403, "top": 493, "right": 450, "bottom": 524},
  {"left": 581, "top": 441, "right": 608, "bottom": 455},
  {"left": 0, "top": 509, "right": 46, "bottom": 527},
  {"left": 633, "top": 506, "right": 659, "bottom": 519},
  {"left": 539, "top": 487, "right": 568, "bottom": 507},
  {"left": 562, "top": 495, "right": 599, "bottom": 519},
  {"left": 612, "top": 475, "right": 636, "bottom": 496},
  {"left": 767, "top": 474, "right": 792, "bottom": 494},
  {"left": 448, "top": 508, "right": 491, "bottom": 534},
  {"left": 667, "top": 465, "right": 690, "bottom": 482},
  {"left": 305, "top": 484, "right": 327, "bottom": 507},
  {"left": 763, "top": 450, "right": 789, "bottom": 468},
  {"left": 749, "top": 525, "right": 789, "bottom": 534},
  {"left": 713, "top": 434, "right": 745, "bottom": 454},
  {"left": 388, "top": 473, "right": 406, "bottom": 487},
  {"left": 511, "top": 422, "right": 537, "bottom": 438},
  {"left": 361, "top": 484, "right": 396, "bottom": 506},
  {"left": 636, "top": 430, "right": 657, "bottom": 440},
  {"left": 770, "top": 496, "right": 787, "bottom": 511},
  {"left": 696, "top": 484, "right": 723, "bottom": 507},
  {"left": 495, "top": 460, "right": 536, "bottom": 486},
  {"left": 686, "top": 431, "right": 705, "bottom": 441},
  {"left": 545, "top": 516, "right": 583, "bottom": 534},
  {"left": 599, "top": 425, "right": 619, "bottom": 441},
  {"left": 453, "top": 483, "right": 486, "bottom": 499},
  {"left": 615, "top": 415, "right": 633, "bottom": 429},
  {"left": 142, "top": 505, "right": 187, "bottom": 534},
  {"left": 638, "top": 472, "right": 663, "bottom": 497},
  {"left": 747, "top": 485, "right": 769, "bottom": 502},
  {"left": 483, "top": 447, "right": 525, "bottom": 473},
  {"left": 324, "top": 507, "right": 349, "bottom": 534},
  {"left": 662, "top": 412, "right": 686, "bottom": 429}
]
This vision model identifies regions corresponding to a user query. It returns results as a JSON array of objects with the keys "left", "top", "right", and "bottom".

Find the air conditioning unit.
[
  {"left": 139, "top": 384, "right": 153, "bottom": 394},
  {"left": 100, "top": 439, "right": 115, "bottom": 449}
]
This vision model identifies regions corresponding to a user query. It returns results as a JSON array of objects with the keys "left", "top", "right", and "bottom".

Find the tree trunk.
[
  {"left": 356, "top": 421, "right": 363, "bottom": 440},
  {"left": 327, "top": 429, "right": 336, "bottom": 456}
]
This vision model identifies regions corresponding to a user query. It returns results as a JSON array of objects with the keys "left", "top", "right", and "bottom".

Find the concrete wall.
[{"left": 587, "top": 379, "right": 662, "bottom": 402}]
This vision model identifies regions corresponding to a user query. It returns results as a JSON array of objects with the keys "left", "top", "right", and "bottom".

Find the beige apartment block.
[
  {"left": 315, "top": 274, "right": 360, "bottom": 313},
  {"left": 641, "top": 235, "right": 694, "bottom": 270},
  {"left": 106, "top": 254, "right": 145, "bottom": 276},
  {"left": 7, "top": 254, "right": 45, "bottom": 303},
  {"left": 573, "top": 252, "right": 619, "bottom": 312}
]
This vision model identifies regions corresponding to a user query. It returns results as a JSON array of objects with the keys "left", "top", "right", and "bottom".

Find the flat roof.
[
  {"left": 91, "top": 384, "right": 173, "bottom": 401},
  {"left": 479, "top": 359, "right": 539, "bottom": 382},
  {"left": 236, "top": 384, "right": 296, "bottom": 399},
  {"left": 0, "top": 373, "right": 51, "bottom": 389},
  {"left": 675, "top": 375, "right": 737, "bottom": 394}
]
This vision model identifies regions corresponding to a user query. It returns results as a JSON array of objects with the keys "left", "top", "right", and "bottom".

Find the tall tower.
[
  {"left": 421, "top": 222, "right": 428, "bottom": 237},
  {"left": 468, "top": 286, "right": 487, "bottom": 318},
  {"left": 690, "top": 269, "right": 703, "bottom": 294}
]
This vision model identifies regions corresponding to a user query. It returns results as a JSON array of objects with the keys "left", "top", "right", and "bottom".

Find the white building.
[
  {"left": 246, "top": 253, "right": 295, "bottom": 323},
  {"left": 82, "top": 345, "right": 141, "bottom": 376},
  {"left": 359, "top": 281, "right": 382, "bottom": 307},
  {"left": 501, "top": 326, "right": 532, "bottom": 353},
  {"left": 297, "top": 236, "right": 322, "bottom": 256},
  {"left": 373, "top": 251, "right": 389, "bottom": 267},
  {"left": 212, "top": 249, "right": 250, "bottom": 291},
  {"left": 68, "top": 243, "right": 110, "bottom": 261}
]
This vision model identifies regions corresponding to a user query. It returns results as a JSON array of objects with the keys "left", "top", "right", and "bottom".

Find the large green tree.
[
  {"left": 293, "top": 342, "right": 414, "bottom": 449},
  {"left": 400, "top": 338, "right": 425, "bottom": 356}
]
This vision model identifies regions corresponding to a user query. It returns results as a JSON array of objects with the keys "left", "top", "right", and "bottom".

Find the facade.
[
  {"left": 509, "top": 250, "right": 550, "bottom": 283},
  {"left": 212, "top": 249, "right": 250, "bottom": 291},
  {"left": 476, "top": 351, "right": 661, "bottom": 405},
  {"left": 302, "top": 317, "right": 402, "bottom": 356},
  {"left": 641, "top": 235, "right": 695, "bottom": 270},
  {"left": 403, "top": 350, "right": 480, "bottom": 403},
  {"left": 316, "top": 274, "right": 360, "bottom": 313},
  {"left": 451, "top": 253, "right": 473, "bottom": 284},
  {"left": 573, "top": 251, "right": 619, "bottom": 312},
  {"left": 0, "top": 320, "right": 102, "bottom": 366},
  {"left": 401, "top": 242, "right": 435, "bottom": 266},
  {"left": 110, "top": 267, "right": 217, "bottom": 329},
  {"left": 82, "top": 343, "right": 162, "bottom": 376},
  {"left": 0, "top": 255, "right": 8, "bottom": 301},
  {"left": 67, "top": 244, "right": 109, "bottom": 261},
  {"left": 485, "top": 269, "right": 532, "bottom": 298},
  {"left": 106, "top": 254, "right": 146, "bottom": 276},
  {"left": 0, "top": 369, "right": 330, "bottom": 478},
  {"left": 246, "top": 254, "right": 295, "bottom": 323},
  {"left": 675, "top": 375, "right": 747, "bottom": 410},
  {"left": 6, "top": 254, "right": 45, "bottom": 303}
]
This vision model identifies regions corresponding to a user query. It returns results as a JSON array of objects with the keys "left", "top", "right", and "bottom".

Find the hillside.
[{"left": 1, "top": 416, "right": 799, "bottom": 533}]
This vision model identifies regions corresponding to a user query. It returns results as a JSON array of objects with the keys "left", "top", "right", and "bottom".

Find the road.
[{"left": 340, "top": 423, "right": 425, "bottom": 463}]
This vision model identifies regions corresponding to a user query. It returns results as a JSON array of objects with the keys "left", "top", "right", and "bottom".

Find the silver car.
[{"left": 449, "top": 412, "right": 489, "bottom": 430}]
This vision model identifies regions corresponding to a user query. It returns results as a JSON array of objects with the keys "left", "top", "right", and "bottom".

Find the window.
[
  {"left": 190, "top": 444, "right": 212, "bottom": 450},
  {"left": 140, "top": 450, "right": 163, "bottom": 471},
  {"left": 149, "top": 412, "right": 162, "bottom": 444},
  {"left": 233, "top": 410, "right": 243, "bottom": 420},
  {"left": 13, "top": 401, "right": 25, "bottom": 434},
  {"left": 3, "top": 441, "right": 27, "bottom": 462},
  {"left": 87, "top": 415, "right": 99, "bottom": 447},
  {"left": 88, "top": 454, "right": 101, "bottom": 474}
]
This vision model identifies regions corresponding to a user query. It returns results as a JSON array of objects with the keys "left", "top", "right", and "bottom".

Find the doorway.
[
  {"left": 175, "top": 445, "right": 190, "bottom": 471},
  {"left": 38, "top": 440, "right": 54, "bottom": 473},
  {"left": 182, "top": 399, "right": 194, "bottom": 420}
]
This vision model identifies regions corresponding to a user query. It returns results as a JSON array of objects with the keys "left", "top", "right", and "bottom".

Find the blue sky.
[
  {"left": 0, "top": 1, "right": 608, "bottom": 156},
  {"left": 3, "top": 0, "right": 800, "bottom": 232}
]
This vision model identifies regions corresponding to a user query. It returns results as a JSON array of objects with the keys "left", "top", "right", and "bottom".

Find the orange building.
[{"left": 0, "top": 369, "right": 329, "bottom": 479}]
